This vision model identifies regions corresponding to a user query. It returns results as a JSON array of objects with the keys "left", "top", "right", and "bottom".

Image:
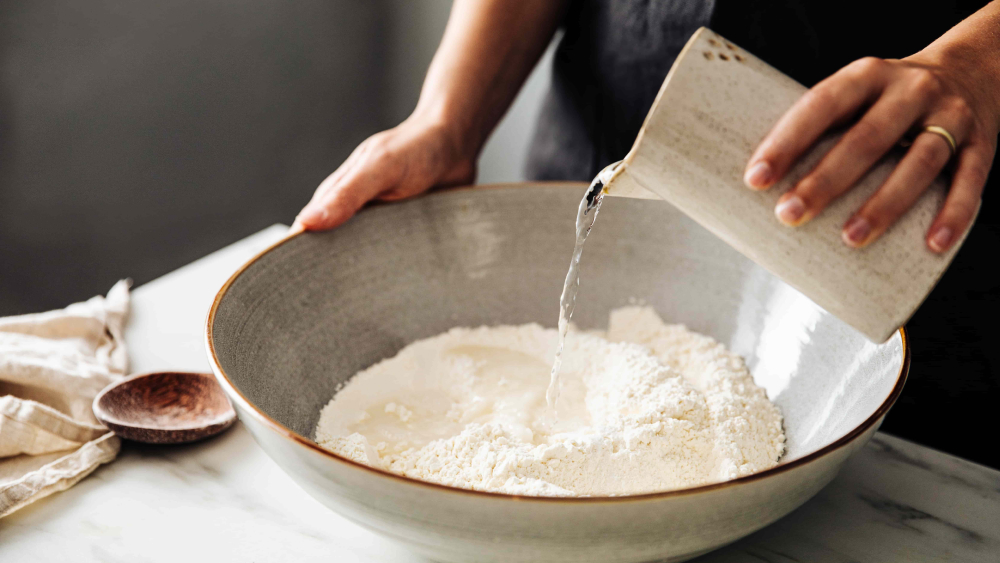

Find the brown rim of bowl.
[{"left": 205, "top": 181, "right": 911, "bottom": 504}]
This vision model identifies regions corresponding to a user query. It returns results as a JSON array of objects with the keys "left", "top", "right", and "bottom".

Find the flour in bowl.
[{"left": 314, "top": 306, "right": 784, "bottom": 497}]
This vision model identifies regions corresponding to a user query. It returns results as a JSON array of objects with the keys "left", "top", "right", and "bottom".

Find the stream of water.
[{"left": 546, "top": 162, "right": 620, "bottom": 408}]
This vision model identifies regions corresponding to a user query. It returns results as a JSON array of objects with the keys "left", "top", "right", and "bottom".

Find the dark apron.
[{"left": 526, "top": 0, "right": 999, "bottom": 468}]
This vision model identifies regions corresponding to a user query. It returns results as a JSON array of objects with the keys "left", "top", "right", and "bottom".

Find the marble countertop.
[{"left": 1, "top": 224, "right": 998, "bottom": 562}]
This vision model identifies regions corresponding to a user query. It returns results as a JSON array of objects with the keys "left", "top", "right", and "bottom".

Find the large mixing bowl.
[{"left": 206, "top": 183, "right": 907, "bottom": 563}]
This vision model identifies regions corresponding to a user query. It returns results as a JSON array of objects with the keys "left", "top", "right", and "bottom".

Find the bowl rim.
[{"left": 205, "top": 182, "right": 911, "bottom": 504}]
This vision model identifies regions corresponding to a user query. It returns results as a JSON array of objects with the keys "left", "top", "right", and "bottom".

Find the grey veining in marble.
[
  {"left": 0, "top": 224, "right": 997, "bottom": 563},
  {"left": 694, "top": 434, "right": 1000, "bottom": 562}
]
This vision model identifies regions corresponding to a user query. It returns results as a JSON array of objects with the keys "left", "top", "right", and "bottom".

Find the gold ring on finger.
[{"left": 922, "top": 125, "right": 957, "bottom": 156}]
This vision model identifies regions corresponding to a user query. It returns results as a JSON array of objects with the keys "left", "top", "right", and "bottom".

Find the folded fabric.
[{"left": 0, "top": 281, "right": 129, "bottom": 517}]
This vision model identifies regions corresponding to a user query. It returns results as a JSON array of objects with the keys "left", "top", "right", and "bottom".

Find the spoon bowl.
[{"left": 93, "top": 371, "right": 236, "bottom": 444}]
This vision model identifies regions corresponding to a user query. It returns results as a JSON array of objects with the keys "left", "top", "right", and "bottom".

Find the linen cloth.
[{"left": 0, "top": 281, "right": 129, "bottom": 517}]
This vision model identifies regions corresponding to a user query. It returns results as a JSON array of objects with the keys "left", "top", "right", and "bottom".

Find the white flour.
[{"left": 315, "top": 306, "right": 784, "bottom": 497}]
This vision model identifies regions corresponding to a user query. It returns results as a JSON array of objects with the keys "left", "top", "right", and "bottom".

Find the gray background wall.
[{"left": 0, "top": 0, "right": 552, "bottom": 315}]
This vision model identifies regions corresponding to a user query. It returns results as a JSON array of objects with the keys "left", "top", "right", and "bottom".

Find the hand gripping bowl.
[{"left": 206, "top": 183, "right": 908, "bottom": 563}]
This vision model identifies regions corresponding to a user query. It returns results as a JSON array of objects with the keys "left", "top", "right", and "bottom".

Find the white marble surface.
[{"left": 1, "top": 224, "right": 998, "bottom": 562}]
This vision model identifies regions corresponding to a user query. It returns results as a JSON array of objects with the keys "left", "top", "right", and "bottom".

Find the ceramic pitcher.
[{"left": 603, "top": 27, "right": 973, "bottom": 343}]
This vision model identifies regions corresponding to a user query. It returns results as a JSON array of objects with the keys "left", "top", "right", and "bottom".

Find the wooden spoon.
[{"left": 93, "top": 371, "right": 236, "bottom": 444}]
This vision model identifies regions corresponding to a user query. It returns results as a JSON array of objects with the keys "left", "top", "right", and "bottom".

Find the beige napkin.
[{"left": 0, "top": 281, "right": 129, "bottom": 517}]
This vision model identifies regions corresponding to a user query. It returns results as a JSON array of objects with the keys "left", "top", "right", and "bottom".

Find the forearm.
[
  {"left": 412, "top": 0, "right": 569, "bottom": 155},
  {"left": 920, "top": 0, "right": 1000, "bottom": 128}
]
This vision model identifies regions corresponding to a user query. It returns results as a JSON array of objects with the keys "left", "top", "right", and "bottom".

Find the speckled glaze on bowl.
[
  {"left": 606, "top": 28, "right": 968, "bottom": 344},
  {"left": 206, "top": 183, "right": 908, "bottom": 563}
]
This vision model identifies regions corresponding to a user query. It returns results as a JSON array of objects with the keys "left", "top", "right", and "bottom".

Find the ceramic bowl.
[{"left": 206, "top": 183, "right": 907, "bottom": 563}]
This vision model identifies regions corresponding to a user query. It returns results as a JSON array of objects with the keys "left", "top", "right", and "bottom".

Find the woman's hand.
[
  {"left": 292, "top": 116, "right": 475, "bottom": 232},
  {"left": 744, "top": 19, "right": 1000, "bottom": 252},
  {"left": 291, "top": 0, "right": 567, "bottom": 233}
]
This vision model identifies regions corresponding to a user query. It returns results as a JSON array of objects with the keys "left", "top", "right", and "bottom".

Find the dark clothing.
[
  {"left": 526, "top": 0, "right": 714, "bottom": 180},
  {"left": 527, "top": 0, "right": 1000, "bottom": 468}
]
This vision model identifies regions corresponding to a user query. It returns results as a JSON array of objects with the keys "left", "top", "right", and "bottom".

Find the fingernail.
[
  {"left": 744, "top": 161, "right": 773, "bottom": 189},
  {"left": 842, "top": 216, "right": 872, "bottom": 246},
  {"left": 774, "top": 195, "right": 805, "bottom": 225},
  {"left": 928, "top": 226, "right": 953, "bottom": 252},
  {"left": 297, "top": 206, "right": 329, "bottom": 226}
]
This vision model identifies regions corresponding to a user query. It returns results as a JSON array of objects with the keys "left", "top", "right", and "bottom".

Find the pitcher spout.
[{"left": 592, "top": 159, "right": 661, "bottom": 204}]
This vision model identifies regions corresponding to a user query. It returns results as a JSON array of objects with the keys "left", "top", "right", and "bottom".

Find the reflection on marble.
[
  {"left": 1, "top": 225, "right": 997, "bottom": 563},
  {"left": 1, "top": 424, "right": 424, "bottom": 562},
  {"left": 693, "top": 434, "right": 1000, "bottom": 563}
]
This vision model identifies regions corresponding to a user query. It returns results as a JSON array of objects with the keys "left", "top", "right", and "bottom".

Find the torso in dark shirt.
[{"left": 526, "top": 0, "right": 999, "bottom": 468}]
